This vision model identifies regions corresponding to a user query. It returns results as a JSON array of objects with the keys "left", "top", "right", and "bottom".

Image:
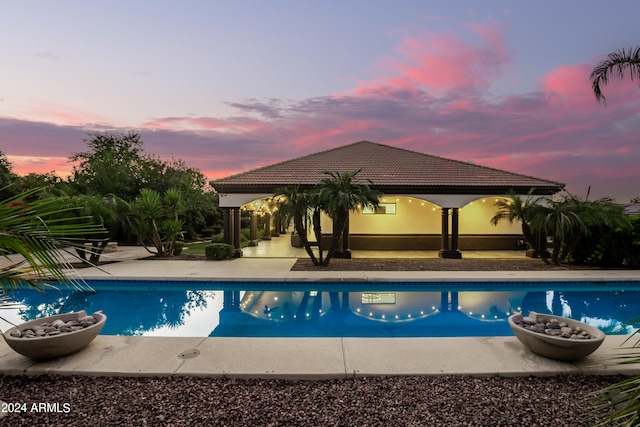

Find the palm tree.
[
  {"left": 274, "top": 186, "right": 321, "bottom": 265},
  {"left": 590, "top": 46, "right": 640, "bottom": 103},
  {"left": 314, "top": 170, "right": 380, "bottom": 266},
  {"left": 1, "top": 187, "right": 106, "bottom": 298},
  {"left": 490, "top": 189, "right": 549, "bottom": 263},
  {"left": 533, "top": 193, "right": 630, "bottom": 265}
]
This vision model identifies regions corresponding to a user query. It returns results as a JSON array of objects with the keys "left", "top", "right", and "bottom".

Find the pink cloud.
[
  {"left": 3, "top": 21, "right": 640, "bottom": 203},
  {"left": 352, "top": 21, "right": 510, "bottom": 97}
]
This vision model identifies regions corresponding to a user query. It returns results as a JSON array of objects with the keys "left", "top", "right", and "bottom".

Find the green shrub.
[
  {"left": 210, "top": 233, "right": 224, "bottom": 243},
  {"left": 173, "top": 242, "right": 184, "bottom": 256},
  {"left": 201, "top": 228, "right": 215, "bottom": 238},
  {"left": 205, "top": 243, "right": 235, "bottom": 260}
]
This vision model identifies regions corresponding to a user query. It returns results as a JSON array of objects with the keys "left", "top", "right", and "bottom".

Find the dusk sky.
[{"left": 1, "top": 1, "right": 639, "bottom": 202}]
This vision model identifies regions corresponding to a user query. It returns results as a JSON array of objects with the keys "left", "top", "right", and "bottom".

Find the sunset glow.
[{"left": 1, "top": 2, "right": 639, "bottom": 201}]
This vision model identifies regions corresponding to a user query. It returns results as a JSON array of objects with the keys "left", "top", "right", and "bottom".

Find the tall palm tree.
[
  {"left": 314, "top": 170, "right": 380, "bottom": 267},
  {"left": 590, "top": 46, "right": 640, "bottom": 103},
  {"left": 490, "top": 189, "right": 549, "bottom": 263}
]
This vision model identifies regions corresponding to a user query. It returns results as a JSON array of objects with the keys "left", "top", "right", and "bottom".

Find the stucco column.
[
  {"left": 222, "top": 208, "right": 232, "bottom": 246},
  {"left": 451, "top": 208, "right": 460, "bottom": 252},
  {"left": 263, "top": 213, "right": 272, "bottom": 240},
  {"left": 439, "top": 208, "right": 449, "bottom": 253},
  {"left": 439, "top": 207, "right": 462, "bottom": 259},
  {"left": 248, "top": 210, "right": 259, "bottom": 246},
  {"left": 233, "top": 208, "right": 243, "bottom": 257}
]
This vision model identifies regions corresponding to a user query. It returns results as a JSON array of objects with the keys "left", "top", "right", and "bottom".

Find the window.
[{"left": 363, "top": 203, "right": 396, "bottom": 215}]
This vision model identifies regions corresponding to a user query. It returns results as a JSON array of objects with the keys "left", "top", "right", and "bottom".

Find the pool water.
[{"left": 1, "top": 281, "right": 639, "bottom": 338}]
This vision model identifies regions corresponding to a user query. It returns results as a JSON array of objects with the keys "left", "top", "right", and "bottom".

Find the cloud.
[
  {"left": 352, "top": 21, "right": 511, "bottom": 96},
  {"left": 2, "top": 21, "right": 639, "bottom": 202}
]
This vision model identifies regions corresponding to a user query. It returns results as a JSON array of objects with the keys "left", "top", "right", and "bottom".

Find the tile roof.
[{"left": 211, "top": 141, "right": 564, "bottom": 195}]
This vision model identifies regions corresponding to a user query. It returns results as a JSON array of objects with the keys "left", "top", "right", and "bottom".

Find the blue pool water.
[{"left": 2, "top": 280, "right": 639, "bottom": 338}]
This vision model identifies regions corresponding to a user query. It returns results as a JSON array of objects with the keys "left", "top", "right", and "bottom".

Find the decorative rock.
[
  {"left": 509, "top": 311, "right": 605, "bottom": 361},
  {"left": 516, "top": 316, "right": 598, "bottom": 340},
  {"left": 3, "top": 310, "right": 107, "bottom": 360},
  {"left": 10, "top": 312, "right": 102, "bottom": 338}
]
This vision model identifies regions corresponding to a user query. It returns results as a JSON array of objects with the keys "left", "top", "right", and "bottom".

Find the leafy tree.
[
  {"left": 69, "top": 132, "right": 154, "bottom": 201},
  {"left": 17, "top": 172, "right": 62, "bottom": 193},
  {"left": 69, "top": 132, "right": 220, "bottom": 236},
  {"left": 0, "top": 151, "right": 18, "bottom": 200},
  {"left": 490, "top": 189, "right": 549, "bottom": 263},
  {"left": 590, "top": 46, "right": 640, "bottom": 103}
]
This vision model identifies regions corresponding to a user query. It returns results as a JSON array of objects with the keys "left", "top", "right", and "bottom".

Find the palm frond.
[{"left": 591, "top": 46, "right": 640, "bottom": 104}]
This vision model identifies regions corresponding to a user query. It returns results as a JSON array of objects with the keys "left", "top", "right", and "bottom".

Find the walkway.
[{"left": 2, "top": 237, "right": 640, "bottom": 379}]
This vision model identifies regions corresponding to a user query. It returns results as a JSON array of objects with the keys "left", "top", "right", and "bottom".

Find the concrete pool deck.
[{"left": 2, "top": 242, "right": 640, "bottom": 379}]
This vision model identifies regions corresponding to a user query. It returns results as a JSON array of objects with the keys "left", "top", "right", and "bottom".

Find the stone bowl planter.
[
  {"left": 2, "top": 310, "right": 106, "bottom": 360},
  {"left": 508, "top": 312, "right": 605, "bottom": 361}
]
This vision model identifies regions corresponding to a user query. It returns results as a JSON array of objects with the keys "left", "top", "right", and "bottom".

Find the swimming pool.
[{"left": 2, "top": 280, "right": 639, "bottom": 338}]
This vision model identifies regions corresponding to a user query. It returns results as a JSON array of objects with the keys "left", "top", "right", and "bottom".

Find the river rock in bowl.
[
  {"left": 2, "top": 310, "right": 107, "bottom": 360},
  {"left": 508, "top": 311, "right": 605, "bottom": 361}
]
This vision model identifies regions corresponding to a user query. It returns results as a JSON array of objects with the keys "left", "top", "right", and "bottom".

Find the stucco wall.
[{"left": 342, "top": 196, "right": 520, "bottom": 235}]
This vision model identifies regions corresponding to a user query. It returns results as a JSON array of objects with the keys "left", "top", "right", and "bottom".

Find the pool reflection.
[{"left": 4, "top": 287, "right": 639, "bottom": 337}]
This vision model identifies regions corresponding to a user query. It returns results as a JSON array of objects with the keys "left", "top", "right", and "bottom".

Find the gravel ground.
[
  {"left": 0, "top": 374, "right": 622, "bottom": 426},
  {"left": 291, "top": 257, "right": 594, "bottom": 271}
]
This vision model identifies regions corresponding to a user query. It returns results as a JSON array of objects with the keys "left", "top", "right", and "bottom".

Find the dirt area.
[
  {"left": 290, "top": 257, "right": 596, "bottom": 271},
  {"left": 137, "top": 253, "right": 600, "bottom": 271}
]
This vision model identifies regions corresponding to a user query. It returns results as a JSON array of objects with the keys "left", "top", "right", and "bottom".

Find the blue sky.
[{"left": 1, "top": 1, "right": 639, "bottom": 201}]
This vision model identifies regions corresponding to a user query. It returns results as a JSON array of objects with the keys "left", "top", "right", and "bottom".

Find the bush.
[
  {"left": 205, "top": 243, "right": 235, "bottom": 260},
  {"left": 201, "top": 228, "right": 215, "bottom": 238},
  {"left": 210, "top": 233, "right": 224, "bottom": 243},
  {"left": 570, "top": 215, "right": 640, "bottom": 268},
  {"left": 173, "top": 242, "right": 184, "bottom": 256}
]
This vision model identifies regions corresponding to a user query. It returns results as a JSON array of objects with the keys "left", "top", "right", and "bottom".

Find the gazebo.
[{"left": 211, "top": 141, "right": 564, "bottom": 258}]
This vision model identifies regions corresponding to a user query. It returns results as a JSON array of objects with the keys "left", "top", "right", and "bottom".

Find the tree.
[
  {"left": 0, "top": 187, "right": 106, "bottom": 297},
  {"left": 314, "top": 170, "right": 380, "bottom": 266},
  {"left": 132, "top": 188, "right": 185, "bottom": 256},
  {"left": 490, "top": 189, "right": 549, "bottom": 263},
  {"left": 0, "top": 151, "right": 18, "bottom": 200},
  {"left": 275, "top": 170, "right": 380, "bottom": 267},
  {"left": 532, "top": 193, "right": 630, "bottom": 265},
  {"left": 274, "top": 186, "right": 320, "bottom": 264},
  {"left": 590, "top": 46, "right": 640, "bottom": 103},
  {"left": 70, "top": 132, "right": 154, "bottom": 201},
  {"left": 38, "top": 190, "right": 133, "bottom": 264},
  {"left": 69, "top": 132, "right": 220, "bottom": 237}
]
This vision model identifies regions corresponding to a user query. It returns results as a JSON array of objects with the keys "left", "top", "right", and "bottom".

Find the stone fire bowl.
[
  {"left": 508, "top": 312, "right": 605, "bottom": 361},
  {"left": 2, "top": 310, "right": 106, "bottom": 360}
]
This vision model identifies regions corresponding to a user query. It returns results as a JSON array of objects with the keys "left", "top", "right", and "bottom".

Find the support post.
[
  {"left": 248, "top": 210, "right": 259, "bottom": 246},
  {"left": 233, "top": 208, "right": 243, "bottom": 257},
  {"left": 439, "top": 207, "right": 462, "bottom": 259}
]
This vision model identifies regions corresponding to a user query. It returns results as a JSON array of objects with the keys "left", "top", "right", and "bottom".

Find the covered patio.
[{"left": 211, "top": 141, "right": 564, "bottom": 259}]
